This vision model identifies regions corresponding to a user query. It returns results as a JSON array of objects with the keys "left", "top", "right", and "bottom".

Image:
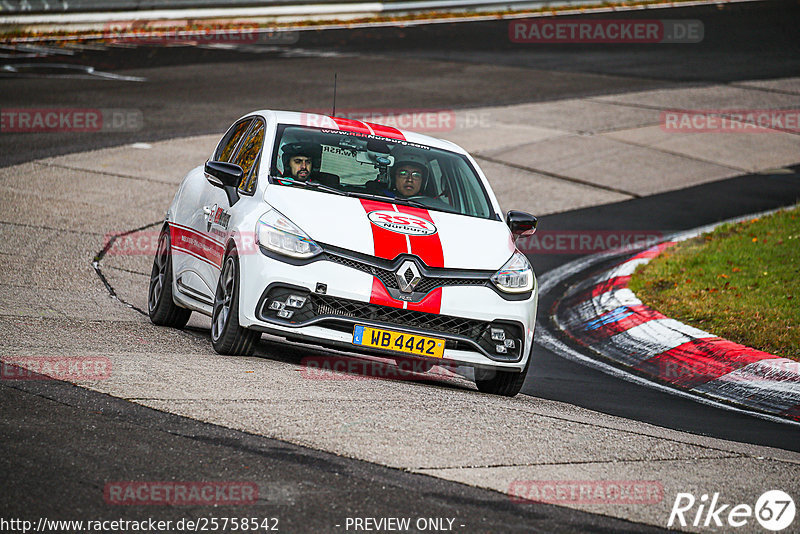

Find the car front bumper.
[{"left": 237, "top": 248, "right": 538, "bottom": 371}]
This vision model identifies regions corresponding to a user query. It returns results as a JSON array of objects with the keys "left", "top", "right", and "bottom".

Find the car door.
[
  {"left": 194, "top": 117, "right": 269, "bottom": 297},
  {"left": 174, "top": 118, "right": 254, "bottom": 306}
]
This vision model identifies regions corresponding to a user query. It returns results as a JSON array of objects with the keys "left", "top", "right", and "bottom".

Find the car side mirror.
[
  {"left": 205, "top": 160, "right": 242, "bottom": 206},
  {"left": 506, "top": 210, "right": 538, "bottom": 238}
]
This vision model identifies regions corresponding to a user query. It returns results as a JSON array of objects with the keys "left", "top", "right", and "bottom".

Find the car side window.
[
  {"left": 450, "top": 162, "right": 490, "bottom": 218},
  {"left": 231, "top": 120, "right": 265, "bottom": 194},
  {"left": 428, "top": 159, "right": 444, "bottom": 195},
  {"left": 214, "top": 119, "right": 252, "bottom": 162}
]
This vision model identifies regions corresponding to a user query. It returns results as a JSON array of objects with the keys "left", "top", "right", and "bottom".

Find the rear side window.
[
  {"left": 231, "top": 120, "right": 266, "bottom": 194},
  {"left": 214, "top": 119, "right": 252, "bottom": 162}
]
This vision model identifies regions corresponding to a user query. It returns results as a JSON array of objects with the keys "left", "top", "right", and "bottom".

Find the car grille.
[
  {"left": 257, "top": 287, "right": 525, "bottom": 362},
  {"left": 311, "top": 294, "right": 488, "bottom": 340},
  {"left": 326, "top": 253, "right": 488, "bottom": 293}
]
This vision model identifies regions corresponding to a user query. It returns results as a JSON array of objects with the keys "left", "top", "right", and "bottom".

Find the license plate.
[{"left": 352, "top": 325, "right": 445, "bottom": 358}]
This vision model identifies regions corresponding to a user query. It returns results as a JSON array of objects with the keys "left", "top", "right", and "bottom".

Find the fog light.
[
  {"left": 495, "top": 344, "right": 507, "bottom": 354},
  {"left": 504, "top": 339, "right": 516, "bottom": 349},
  {"left": 277, "top": 309, "right": 294, "bottom": 319},
  {"left": 268, "top": 301, "right": 284, "bottom": 311},
  {"left": 490, "top": 328, "right": 505, "bottom": 342},
  {"left": 286, "top": 295, "right": 307, "bottom": 308}
]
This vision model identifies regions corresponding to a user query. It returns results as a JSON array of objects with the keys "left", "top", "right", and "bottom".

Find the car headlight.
[
  {"left": 491, "top": 251, "right": 534, "bottom": 293},
  {"left": 256, "top": 209, "right": 322, "bottom": 259}
]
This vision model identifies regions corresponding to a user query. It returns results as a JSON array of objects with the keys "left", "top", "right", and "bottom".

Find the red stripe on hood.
[
  {"left": 359, "top": 200, "right": 444, "bottom": 314},
  {"left": 359, "top": 199, "right": 409, "bottom": 261},
  {"left": 369, "top": 278, "right": 402, "bottom": 309},
  {"left": 331, "top": 117, "right": 371, "bottom": 135},
  {"left": 396, "top": 205, "right": 444, "bottom": 268},
  {"left": 407, "top": 287, "right": 442, "bottom": 314},
  {"left": 401, "top": 205, "right": 443, "bottom": 312}
]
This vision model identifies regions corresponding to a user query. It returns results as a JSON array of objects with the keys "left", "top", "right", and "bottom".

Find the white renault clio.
[{"left": 148, "top": 110, "right": 538, "bottom": 396}]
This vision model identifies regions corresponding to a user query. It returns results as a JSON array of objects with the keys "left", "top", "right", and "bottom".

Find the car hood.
[{"left": 264, "top": 185, "right": 516, "bottom": 271}]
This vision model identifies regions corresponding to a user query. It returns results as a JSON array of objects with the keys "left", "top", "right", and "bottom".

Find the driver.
[
  {"left": 391, "top": 153, "right": 429, "bottom": 198},
  {"left": 281, "top": 142, "right": 319, "bottom": 181},
  {"left": 279, "top": 142, "right": 340, "bottom": 188}
]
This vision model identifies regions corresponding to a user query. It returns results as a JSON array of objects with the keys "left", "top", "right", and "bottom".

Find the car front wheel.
[
  {"left": 211, "top": 251, "right": 260, "bottom": 355},
  {"left": 474, "top": 362, "right": 529, "bottom": 397}
]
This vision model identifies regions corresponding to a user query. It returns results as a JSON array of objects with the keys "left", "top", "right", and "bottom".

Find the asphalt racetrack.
[{"left": 2, "top": 0, "right": 799, "bottom": 532}]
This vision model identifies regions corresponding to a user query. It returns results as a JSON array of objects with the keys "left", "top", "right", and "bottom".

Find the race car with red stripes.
[{"left": 148, "top": 110, "right": 539, "bottom": 396}]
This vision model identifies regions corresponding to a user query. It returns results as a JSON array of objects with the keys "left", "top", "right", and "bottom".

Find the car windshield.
[{"left": 269, "top": 124, "right": 496, "bottom": 219}]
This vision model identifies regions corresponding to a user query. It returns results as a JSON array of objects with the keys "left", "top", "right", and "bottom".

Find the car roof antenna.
[{"left": 331, "top": 73, "right": 337, "bottom": 117}]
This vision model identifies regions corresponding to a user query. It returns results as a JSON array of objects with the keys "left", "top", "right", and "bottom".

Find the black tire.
[
  {"left": 474, "top": 349, "right": 531, "bottom": 397},
  {"left": 211, "top": 251, "right": 260, "bottom": 356},
  {"left": 148, "top": 227, "right": 192, "bottom": 329}
]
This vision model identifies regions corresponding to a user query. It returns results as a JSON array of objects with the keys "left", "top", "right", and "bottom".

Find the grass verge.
[{"left": 629, "top": 205, "right": 800, "bottom": 361}]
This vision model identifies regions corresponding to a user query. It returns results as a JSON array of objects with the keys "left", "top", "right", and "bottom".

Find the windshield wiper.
[
  {"left": 347, "top": 192, "right": 428, "bottom": 209},
  {"left": 271, "top": 176, "right": 348, "bottom": 196}
]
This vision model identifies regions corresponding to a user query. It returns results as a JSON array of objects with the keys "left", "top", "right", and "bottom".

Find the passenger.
[{"left": 391, "top": 153, "right": 429, "bottom": 198}]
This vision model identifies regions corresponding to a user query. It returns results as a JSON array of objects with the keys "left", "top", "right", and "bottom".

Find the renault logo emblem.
[{"left": 396, "top": 261, "right": 421, "bottom": 293}]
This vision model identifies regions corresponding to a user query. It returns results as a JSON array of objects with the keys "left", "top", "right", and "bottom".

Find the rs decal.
[{"left": 367, "top": 210, "right": 437, "bottom": 236}]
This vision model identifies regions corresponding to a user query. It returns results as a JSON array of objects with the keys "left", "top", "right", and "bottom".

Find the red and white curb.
[{"left": 535, "top": 209, "right": 800, "bottom": 425}]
